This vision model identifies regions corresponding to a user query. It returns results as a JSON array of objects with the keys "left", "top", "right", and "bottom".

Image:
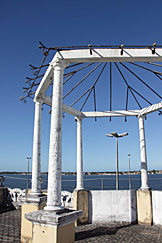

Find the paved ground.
[
  {"left": 0, "top": 208, "right": 21, "bottom": 243},
  {"left": 75, "top": 223, "right": 162, "bottom": 242},
  {"left": 0, "top": 208, "right": 162, "bottom": 243}
]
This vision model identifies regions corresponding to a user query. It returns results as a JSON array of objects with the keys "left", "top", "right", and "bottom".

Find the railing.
[
  {"left": 2, "top": 174, "right": 162, "bottom": 192},
  {"left": 7, "top": 188, "right": 27, "bottom": 202},
  {"left": 6, "top": 188, "right": 73, "bottom": 208},
  {"left": 2, "top": 174, "right": 162, "bottom": 209}
]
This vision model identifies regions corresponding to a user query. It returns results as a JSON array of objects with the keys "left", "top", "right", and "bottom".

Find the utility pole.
[
  {"left": 26, "top": 157, "right": 31, "bottom": 190},
  {"left": 128, "top": 154, "right": 131, "bottom": 190},
  {"left": 106, "top": 132, "right": 128, "bottom": 190}
]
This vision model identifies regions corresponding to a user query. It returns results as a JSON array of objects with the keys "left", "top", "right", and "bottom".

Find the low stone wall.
[
  {"left": 152, "top": 191, "right": 162, "bottom": 225},
  {"left": 88, "top": 190, "right": 137, "bottom": 223}
]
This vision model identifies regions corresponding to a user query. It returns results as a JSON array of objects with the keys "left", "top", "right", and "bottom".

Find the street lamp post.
[
  {"left": 128, "top": 154, "right": 131, "bottom": 190},
  {"left": 106, "top": 132, "right": 128, "bottom": 190},
  {"left": 26, "top": 157, "right": 31, "bottom": 190}
]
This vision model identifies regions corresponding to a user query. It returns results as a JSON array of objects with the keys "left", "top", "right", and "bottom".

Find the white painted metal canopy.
[{"left": 35, "top": 48, "right": 162, "bottom": 117}]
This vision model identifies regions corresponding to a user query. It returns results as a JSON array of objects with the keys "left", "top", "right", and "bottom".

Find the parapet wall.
[
  {"left": 152, "top": 191, "right": 162, "bottom": 225},
  {"left": 88, "top": 190, "right": 137, "bottom": 223}
]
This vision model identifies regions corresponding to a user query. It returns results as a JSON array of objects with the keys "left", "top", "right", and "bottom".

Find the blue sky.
[{"left": 1, "top": 0, "right": 162, "bottom": 172}]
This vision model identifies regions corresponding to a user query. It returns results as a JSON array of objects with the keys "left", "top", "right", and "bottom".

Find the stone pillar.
[
  {"left": 73, "top": 190, "right": 89, "bottom": 225},
  {"left": 137, "top": 190, "right": 152, "bottom": 225},
  {"left": 31, "top": 98, "right": 42, "bottom": 195},
  {"left": 45, "top": 60, "right": 67, "bottom": 211},
  {"left": 76, "top": 117, "right": 84, "bottom": 190},
  {"left": 138, "top": 115, "right": 149, "bottom": 190},
  {"left": 25, "top": 209, "right": 82, "bottom": 243},
  {"left": 20, "top": 98, "right": 47, "bottom": 243},
  {"left": 25, "top": 59, "right": 83, "bottom": 243},
  {"left": 73, "top": 118, "right": 89, "bottom": 226},
  {"left": 20, "top": 196, "right": 47, "bottom": 243}
]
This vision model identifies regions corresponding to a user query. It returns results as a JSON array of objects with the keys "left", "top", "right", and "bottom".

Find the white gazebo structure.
[
  {"left": 21, "top": 44, "right": 162, "bottom": 241},
  {"left": 29, "top": 45, "right": 162, "bottom": 205}
]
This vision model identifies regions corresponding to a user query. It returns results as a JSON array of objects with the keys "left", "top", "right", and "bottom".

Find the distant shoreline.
[{"left": 0, "top": 170, "right": 162, "bottom": 175}]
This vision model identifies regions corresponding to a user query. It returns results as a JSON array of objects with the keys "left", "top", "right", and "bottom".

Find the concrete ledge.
[
  {"left": 19, "top": 193, "right": 47, "bottom": 205},
  {"left": 25, "top": 208, "right": 82, "bottom": 227},
  {"left": 137, "top": 190, "right": 152, "bottom": 225}
]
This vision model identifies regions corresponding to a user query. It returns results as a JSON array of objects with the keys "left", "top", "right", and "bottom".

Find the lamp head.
[
  {"left": 110, "top": 132, "right": 118, "bottom": 137},
  {"left": 118, "top": 132, "right": 128, "bottom": 137},
  {"left": 106, "top": 134, "right": 113, "bottom": 137}
]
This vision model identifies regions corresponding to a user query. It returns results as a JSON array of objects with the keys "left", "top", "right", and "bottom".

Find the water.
[{"left": 1, "top": 173, "right": 162, "bottom": 192}]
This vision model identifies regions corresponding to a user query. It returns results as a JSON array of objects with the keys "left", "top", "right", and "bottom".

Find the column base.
[
  {"left": 44, "top": 205, "right": 64, "bottom": 211},
  {"left": 139, "top": 186, "right": 150, "bottom": 191},
  {"left": 20, "top": 194, "right": 47, "bottom": 243},
  {"left": 74, "top": 187, "right": 84, "bottom": 191},
  {"left": 73, "top": 189, "right": 89, "bottom": 226},
  {"left": 25, "top": 208, "right": 82, "bottom": 243},
  {"left": 30, "top": 191, "right": 43, "bottom": 196}
]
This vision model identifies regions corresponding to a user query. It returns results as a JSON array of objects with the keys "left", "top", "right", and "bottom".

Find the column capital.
[
  {"left": 50, "top": 59, "right": 69, "bottom": 71},
  {"left": 138, "top": 114, "right": 146, "bottom": 119},
  {"left": 75, "top": 116, "right": 84, "bottom": 122},
  {"left": 33, "top": 97, "right": 43, "bottom": 104}
]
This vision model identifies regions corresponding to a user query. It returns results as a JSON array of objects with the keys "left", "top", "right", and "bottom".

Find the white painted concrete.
[
  {"left": 53, "top": 48, "right": 162, "bottom": 63},
  {"left": 31, "top": 99, "right": 42, "bottom": 195},
  {"left": 82, "top": 110, "right": 140, "bottom": 117},
  {"left": 35, "top": 64, "right": 53, "bottom": 100},
  {"left": 43, "top": 95, "right": 84, "bottom": 117},
  {"left": 31, "top": 47, "right": 162, "bottom": 216},
  {"left": 35, "top": 47, "right": 162, "bottom": 103},
  {"left": 89, "top": 190, "right": 137, "bottom": 223},
  {"left": 152, "top": 191, "right": 162, "bottom": 225},
  {"left": 42, "top": 95, "right": 162, "bottom": 119},
  {"left": 76, "top": 117, "right": 83, "bottom": 190},
  {"left": 138, "top": 115, "right": 149, "bottom": 190},
  {"left": 45, "top": 60, "right": 67, "bottom": 211},
  {"left": 83, "top": 101, "right": 162, "bottom": 117},
  {"left": 140, "top": 101, "right": 162, "bottom": 116}
]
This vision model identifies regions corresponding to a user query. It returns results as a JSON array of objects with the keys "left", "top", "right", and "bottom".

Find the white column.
[
  {"left": 45, "top": 60, "right": 67, "bottom": 211},
  {"left": 31, "top": 99, "right": 42, "bottom": 195},
  {"left": 116, "top": 137, "right": 119, "bottom": 190},
  {"left": 76, "top": 117, "right": 84, "bottom": 190},
  {"left": 138, "top": 115, "right": 149, "bottom": 190}
]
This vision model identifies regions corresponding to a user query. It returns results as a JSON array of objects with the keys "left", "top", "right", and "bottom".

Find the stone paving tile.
[
  {"left": 0, "top": 209, "right": 21, "bottom": 243},
  {"left": 0, "top": 209, "right": 162, "bottom": 243},
  {"left": 75, "top": 223, "right": 162, "bottom": 243}
]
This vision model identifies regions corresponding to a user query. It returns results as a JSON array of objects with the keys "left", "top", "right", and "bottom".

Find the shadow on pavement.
[{"left": 75, "top": 224, "right": 132, "bottom": 241}]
